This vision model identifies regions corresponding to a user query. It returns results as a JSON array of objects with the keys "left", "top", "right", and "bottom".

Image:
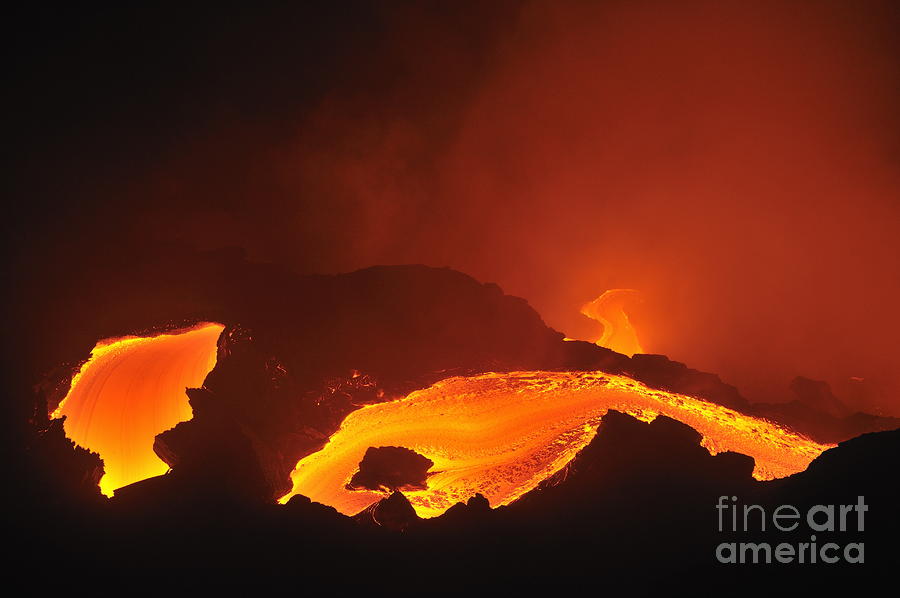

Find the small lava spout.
[
  {"left": 580, "top": 289, "right": 644, "bottom": 356},
  {"left": 51, "top": 323, "right": 224, "bottom": 496}
]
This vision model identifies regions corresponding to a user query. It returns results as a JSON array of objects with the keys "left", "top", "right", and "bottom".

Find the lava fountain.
[
  {"left": 580, "top": 289, "right": 644, "bottom": 356},
  {"left": 279, "top": 371, "right": 831, "bottom": 518},
  {"left": 51, "top": 323, "right": 224, "bottom": 496}
]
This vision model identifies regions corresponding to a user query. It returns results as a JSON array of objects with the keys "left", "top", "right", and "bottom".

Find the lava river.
[
  {"left": 51, "top": 323, "right": 224, "bottom": 496},
  {"left": 279, "top": 371, "right": 832, "bottom": 518}
]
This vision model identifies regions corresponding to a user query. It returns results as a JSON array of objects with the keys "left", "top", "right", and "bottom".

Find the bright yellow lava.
[
  {"left": 51, "top": 323, "right": 224, "bottom": 496},
  {"left": 580, "top": 289, "right": 644, "bottom": 356},
  {"left": 279, "top": 371, "right": 832, "bottom": 518}
]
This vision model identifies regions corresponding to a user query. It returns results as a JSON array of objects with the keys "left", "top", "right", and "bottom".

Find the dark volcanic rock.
[
  {"left": 428, "top": 492, "right": 493, "bottom": 530},
  {"left": 347, "top": 446, "right": 434, "bottom": 492},
  {"left": 789, "top": 376, "right": 850, "bottom": 418},
  {"left": 751, "top": 378, "right": 900, "bottom": 443},
  {"left": 466, "top": 492, "right": 491, "bottom": 512},
  {"left": 841, "top": 410, "right": 900, "bottom": 438},
  {"left": 353, "top": 490, "right": 421, "bottom": 532},
  {"left": 151, "top": 387, "right": 272, "bottom": 504},
  {"left": 22, "top": 417, "right": 105, "bottom": 505},
  {"left": 11, "top": 401, "right": 900, "bottom": 591},
  {"left": 510, "top": 411, "right": 757, "bottom": 519},
  {"left": 627, "top": 353, "right": 750, "bottom": 412}
]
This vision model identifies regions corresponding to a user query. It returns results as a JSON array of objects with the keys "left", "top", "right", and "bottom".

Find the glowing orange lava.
[
  {"left": 580, "top": 289, "right": 644, "bottom": 356},
  {"left": 279, "top": 371, "right": 831, "bottom": 518},
  {"left": 51, "top": 323, "right": 224, "bottom": 496}
]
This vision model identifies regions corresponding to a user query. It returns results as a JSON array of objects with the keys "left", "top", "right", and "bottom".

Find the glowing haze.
[
  {"left": 51, "top": 323, "right": 224, "bottom": 496},
  {"left": 20, "top": 1, "right": 900, "bottom": 420},
  {"left": 279, "top": 371, "right": 830, "bottom": 518},
  {"left": 150, "top": 1, "right": 900, "bottom": 411}
]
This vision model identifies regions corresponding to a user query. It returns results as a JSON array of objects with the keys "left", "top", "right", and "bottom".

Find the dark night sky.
[{"left": 9, "top": 1, "right": 900, "bottom": 412}]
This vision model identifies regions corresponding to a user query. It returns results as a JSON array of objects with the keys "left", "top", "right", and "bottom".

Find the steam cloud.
[{"left": 12, "top": 0, "right": 900, "bottom": 412}]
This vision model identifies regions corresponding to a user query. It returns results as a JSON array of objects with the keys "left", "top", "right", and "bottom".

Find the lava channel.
[
  {"left": 51, "top": 323, "right": 224, "bottom": 496},
  {"left": 279, "top": 371, "right": 832, "bottom": 518}
]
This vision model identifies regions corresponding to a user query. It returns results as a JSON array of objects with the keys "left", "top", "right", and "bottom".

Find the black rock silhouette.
[{"left": 347, "top": 446, "right": 434, "bottom": 492}]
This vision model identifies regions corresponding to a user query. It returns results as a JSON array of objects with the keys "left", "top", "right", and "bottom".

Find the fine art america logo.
[{"left": 715, "top": 496, "right": 867, "bottom": 564}]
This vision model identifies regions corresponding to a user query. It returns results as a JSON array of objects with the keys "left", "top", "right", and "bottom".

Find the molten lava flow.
[
  {"left": 279, "top": 371, "right": 831, "bottom": 518},
  {"left": 51, "top": 323, "right": 224, "bottom": 496},
  {"left": 580, "top": 289, "right": 644, "bottom": 356}
]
